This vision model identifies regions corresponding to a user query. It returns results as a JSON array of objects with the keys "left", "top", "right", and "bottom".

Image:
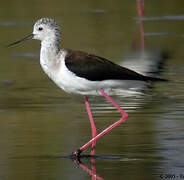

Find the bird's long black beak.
[{"left": 7, "top": 34, "right": 34, "bottom": 47}]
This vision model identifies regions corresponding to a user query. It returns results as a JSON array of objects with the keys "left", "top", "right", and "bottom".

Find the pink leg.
[
  {"left": 73, "top": 90, "right": 128, "bottom": 156},
  {"left": 137, "top": 0, "right": 144, "bottom": 17},
  {"left": 85, "top": 96, "right": 97, "bottom": 156}
]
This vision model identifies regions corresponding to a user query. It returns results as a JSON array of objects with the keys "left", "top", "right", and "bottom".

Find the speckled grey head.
[
  {"left": 35, "top": 18, "right": 59, "bottom": 28},
  {"left": 7, "top": 18, "right": 61, "bottom": 47},
  {"left": 33, "top": 18, "right": 60, "bottom": 42}
]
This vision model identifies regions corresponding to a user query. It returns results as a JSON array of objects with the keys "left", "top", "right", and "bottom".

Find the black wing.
[{"left": 65, "top": 49, "right": 164, "bottom": 82}]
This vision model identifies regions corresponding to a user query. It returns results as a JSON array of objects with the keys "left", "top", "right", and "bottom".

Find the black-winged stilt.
[{"left": 7, "top": 18, "right": 166, "bottom": 157}]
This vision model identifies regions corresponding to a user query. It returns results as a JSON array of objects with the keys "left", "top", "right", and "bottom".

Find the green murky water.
[{"left": 0, "top": 0, "right": 184, "bottom": 179}]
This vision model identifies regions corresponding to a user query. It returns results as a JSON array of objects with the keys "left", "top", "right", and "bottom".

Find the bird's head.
[{"left": 7, "top": 18, "right": 60, "bottom": 46}]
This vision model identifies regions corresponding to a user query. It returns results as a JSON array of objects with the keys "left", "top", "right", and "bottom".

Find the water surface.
[{"left": 0, "top": 0, "right": 184, "bottom": 179}]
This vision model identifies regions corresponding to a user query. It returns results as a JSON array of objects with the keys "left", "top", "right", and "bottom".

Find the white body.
[{"left": 40, "top": 44, "right": 145, "bottom": 96}]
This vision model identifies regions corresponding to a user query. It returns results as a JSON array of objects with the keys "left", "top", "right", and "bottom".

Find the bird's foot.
[{"left": 72, "top": 149, "right": 82, "bottom": 159}]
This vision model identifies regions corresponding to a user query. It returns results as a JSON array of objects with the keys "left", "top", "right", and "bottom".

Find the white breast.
[{"left": 54, "top": 59, "right": 99, "bottom": 94}]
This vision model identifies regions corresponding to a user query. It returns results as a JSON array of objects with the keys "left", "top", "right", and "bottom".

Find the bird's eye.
[{"left": 38, "top": 27, "right": 43, "bottom": 31}]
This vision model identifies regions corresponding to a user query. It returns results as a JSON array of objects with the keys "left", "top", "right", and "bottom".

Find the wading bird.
[{"left": 8, "top": 18, "right": 165, "bottom": 157}]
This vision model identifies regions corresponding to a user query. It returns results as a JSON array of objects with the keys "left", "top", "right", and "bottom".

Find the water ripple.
[
  {"left": 0, "top": 21, "right": 32, "bottom": 27},
  {"left": 137, "top": 15, "right": 184, "bottom": 21}
]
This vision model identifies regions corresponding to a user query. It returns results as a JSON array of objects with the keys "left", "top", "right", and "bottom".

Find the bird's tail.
[{"left": 143, "top": 75, "right": 168, "bottom": 82}]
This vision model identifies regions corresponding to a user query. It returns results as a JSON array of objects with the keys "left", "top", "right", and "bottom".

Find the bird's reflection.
[
  {"left": 133, "top": 0, "right": 145, "bottom": 51},
  {"left": 73, "top": 154, "right": 104, "bottom": 180}
]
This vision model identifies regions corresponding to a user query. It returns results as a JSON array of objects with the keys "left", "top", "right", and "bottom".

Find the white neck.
[
  {"left": 41, "top": 37, "right": 59, "bottom": 58},
  {"left": 40, "top": 38, "right": 60, "bottom": 76}
]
